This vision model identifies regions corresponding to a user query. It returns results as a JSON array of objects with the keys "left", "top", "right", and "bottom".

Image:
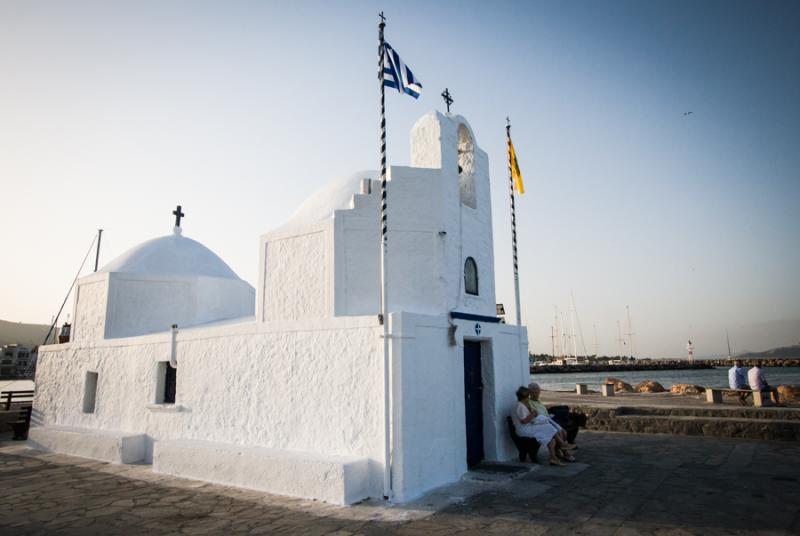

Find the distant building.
[{"left": 1, "top": 344, "right": 33, "bottom": 377}]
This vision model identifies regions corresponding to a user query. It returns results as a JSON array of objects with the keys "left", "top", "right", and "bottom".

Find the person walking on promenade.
[
  {"left": 728, "top": 360, "right": 750, "bottom": 405},
  {"left": 748, "top": 361, "right": 776, "bottom": 405}
]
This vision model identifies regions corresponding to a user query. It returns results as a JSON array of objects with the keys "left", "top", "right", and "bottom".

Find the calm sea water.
[{"left": 531, "top": 367, "right": 800, "bottom": 391}]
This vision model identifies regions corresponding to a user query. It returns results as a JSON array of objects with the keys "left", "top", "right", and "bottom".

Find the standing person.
[
  {"left": 728, "top": 360, "right": 750, "bottom": 405},
  {"left": 748, "top": 361, "right": 775, "bottom": 404}
]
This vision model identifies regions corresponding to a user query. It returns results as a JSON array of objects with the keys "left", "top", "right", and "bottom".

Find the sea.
[{"left": 531, "top": 366, "right": 800, "bottom": 391}]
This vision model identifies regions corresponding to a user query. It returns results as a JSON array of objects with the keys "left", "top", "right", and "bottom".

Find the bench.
[
  {"left": 28, "top": 426, "right": 147, "bottom": 464},
  {"left": 506, "top": 416, "right": 541, "bottom": 463},
  {"left": 154, "top": 438, "right": 370, "bottom": 505},
  {"left": 705, "top": 387, "right": 780, "bottom": 407}
]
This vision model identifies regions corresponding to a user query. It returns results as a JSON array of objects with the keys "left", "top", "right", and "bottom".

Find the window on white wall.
[
  {"left": 155, "top": 362, "right": 177, "bottom": 404},
  {"left": 464, "top": 257, "right": 479, "bottom": 295},
  {"left": 83, "top": 371, "right": 98, "bottom": 413}
]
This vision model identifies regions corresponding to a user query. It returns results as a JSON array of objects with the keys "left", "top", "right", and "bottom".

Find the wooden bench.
[
  {"left": 705, "top": 387, "right": 779, "bottom": 407},
  {"left": 506, "top": 416, "right": 540, "bottom": 463}
]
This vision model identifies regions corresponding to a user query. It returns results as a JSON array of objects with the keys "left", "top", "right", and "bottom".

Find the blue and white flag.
[{"left": 383, "top": 41, "right": 422, "bottom": 99}]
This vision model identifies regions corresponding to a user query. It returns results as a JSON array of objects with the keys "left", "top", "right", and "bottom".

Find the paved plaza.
[{"left": 1, "top": 431, "right": 799, "bottom": 535}]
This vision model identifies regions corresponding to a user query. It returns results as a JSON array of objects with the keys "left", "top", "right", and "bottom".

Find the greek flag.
[{"left": 383, "top": 41, "right": 422, "bottom": 99}]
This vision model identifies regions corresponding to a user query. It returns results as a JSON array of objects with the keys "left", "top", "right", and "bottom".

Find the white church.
[{"left": 30, "top": 111, "right": 530, "bottom": 505}]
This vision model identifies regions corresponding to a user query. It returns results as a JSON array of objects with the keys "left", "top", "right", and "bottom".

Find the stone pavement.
[{"left": 1, "top": 432, "right": 799, "bottom": 535}]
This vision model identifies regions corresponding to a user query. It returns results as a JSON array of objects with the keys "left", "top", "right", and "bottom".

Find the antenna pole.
[{"left": 94, "top": 229, "right": 103, "bottom": 272}]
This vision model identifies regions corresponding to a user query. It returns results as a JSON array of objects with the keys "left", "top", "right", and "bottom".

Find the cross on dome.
[
  {"left": 172, "top": 205, "right": 185, "bottom": 235},
  {"left": 441, "top": 88, "right": 453, "bottom": 113}
]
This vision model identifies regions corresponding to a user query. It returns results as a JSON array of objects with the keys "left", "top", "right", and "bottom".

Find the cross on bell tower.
[
  {"left": 441, "top": 88, "right": 453, "bottom": 113},
  {"left": 172, "top": 205, "right": 185, "bottom": 235}
]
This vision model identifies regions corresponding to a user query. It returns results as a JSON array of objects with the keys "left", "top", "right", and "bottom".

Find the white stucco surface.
[
  {"left": 261, "top": 230, "right": 329, "bottom": 321},
  {"left": 28, "top": 426, "right": 146, "bottom": 464},
  {"left": 154, "top": 439, "right": 370, "bottom": 505},
  {"left": 72, "top": 279, "right": 107, "bottom": 343}
]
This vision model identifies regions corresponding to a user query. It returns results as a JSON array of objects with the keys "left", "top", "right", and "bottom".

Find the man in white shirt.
[
  {"left": 728, "top": 360, "right": 749, "bottom": 405},
  {"left": 748, "top": 361, "right": 775, "bottom": 404}
]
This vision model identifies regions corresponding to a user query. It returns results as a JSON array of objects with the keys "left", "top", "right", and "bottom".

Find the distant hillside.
[
  {"left": 737, "top": 343, "right": 800, "bottom": 359},
  {"left": 0, "top": 319, "right": 51, "bottom": 349}
]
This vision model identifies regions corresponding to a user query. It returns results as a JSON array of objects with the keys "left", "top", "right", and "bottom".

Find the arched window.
[
  {"left": 464, "top": 257, "right": 479, "bottom": 295},
  {"left": 458, "top": 124, "right": 477, "bottom": 208}
]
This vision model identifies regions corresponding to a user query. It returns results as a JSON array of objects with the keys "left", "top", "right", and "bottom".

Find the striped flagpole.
[
  {"left": 506, "top": 118, "right": 522, "bottom": 326},
  {"left": 378, "top": 12, "right": 392, "bottom": 501}
]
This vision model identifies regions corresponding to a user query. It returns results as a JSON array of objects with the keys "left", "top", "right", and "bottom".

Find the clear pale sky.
[{"left": 1, "top": 1, "right": 798, "bottom": 358}]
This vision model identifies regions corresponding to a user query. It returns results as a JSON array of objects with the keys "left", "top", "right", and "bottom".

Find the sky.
[{"left": 1, "top": 1, "right": 798, "bottom": 358}]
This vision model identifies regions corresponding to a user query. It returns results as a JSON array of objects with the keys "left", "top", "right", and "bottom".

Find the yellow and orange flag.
[{"left": 507, "top": 136, "right": 525, "bottom": 194}]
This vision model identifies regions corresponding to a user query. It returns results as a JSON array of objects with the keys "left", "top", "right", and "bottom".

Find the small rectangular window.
[
  {"left": 83, "top": 372, "right": 98, "bottom": 413},
  {"left": 155, "top": 362, "right": 177, "bottom": 404}
]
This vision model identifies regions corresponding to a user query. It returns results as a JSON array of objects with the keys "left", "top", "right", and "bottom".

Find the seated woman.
[
  {"left": 512, "top": 387, "right": 575, "bottom": 466},
  {"left": 527, "top": 382, "right": 573, "bottom": 446}
]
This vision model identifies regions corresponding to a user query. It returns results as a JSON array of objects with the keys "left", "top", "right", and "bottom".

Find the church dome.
[
  {"left": 100, "top": 232, "right": 242, "bottom": 280},
  {"left": 283, "top": 170, "right": 376, "bottom": 229}
]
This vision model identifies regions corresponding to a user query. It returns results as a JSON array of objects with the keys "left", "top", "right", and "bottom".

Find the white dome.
[
  {"left": 100, "top": 233, "right": 242, "bottom": 280},
  {"left": 283, "top": 170, "right": 376, "bottom": 229}
]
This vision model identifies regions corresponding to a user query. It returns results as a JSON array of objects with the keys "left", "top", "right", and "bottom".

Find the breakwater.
[
  {"left": 530, "top": 361, "right": 714, "bottom": 374},
  {"left": 703, "top": 358, "right": 800, "bottom": 367}
]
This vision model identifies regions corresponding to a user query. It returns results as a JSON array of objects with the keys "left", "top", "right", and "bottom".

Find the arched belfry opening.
[{"left": 457, "top": 124, "right": 477, "bottom": 208}]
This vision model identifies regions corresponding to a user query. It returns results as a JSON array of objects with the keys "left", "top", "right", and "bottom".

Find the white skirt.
[{"left": 515, "top": 415, "right": 558, "bottom": 444}]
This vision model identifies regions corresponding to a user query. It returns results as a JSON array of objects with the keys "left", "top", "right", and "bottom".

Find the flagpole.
[
  {"left": 378, "top": 12, "right": 392, "bottom": 501},
  {"left": 506, "top": 118, "right": 522, "bottom": 326}
]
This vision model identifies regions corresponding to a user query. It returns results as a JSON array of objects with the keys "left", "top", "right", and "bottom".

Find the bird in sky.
[{"left": 683, "top": 111, "right": 694, "bottom": 116}]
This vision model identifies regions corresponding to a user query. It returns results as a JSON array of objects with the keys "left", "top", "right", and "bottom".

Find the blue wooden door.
[{"left": 463, "top": 340, "right": 484, "bottom": 467}]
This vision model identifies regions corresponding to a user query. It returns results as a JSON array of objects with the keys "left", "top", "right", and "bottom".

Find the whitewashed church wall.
[
  {"left": 193, "top": 276, "right": 255, "bottom": 326},
  {"left": 389, "top": 312, "right": 528, "bottom": 502},
  {"left": 390, "top": 313, "right": 465, "bottom": 501},
  {"left": 383, "top": 166, "right": 448, "bottom": 315},
  {"left": 72, "top": 276, "right": 108, "bottom": 343},
  {"left": 335, "top": 217, "right": 380, "bottom": 316},
  {"left": 34, "top": 316, "right": 385, "bottom": 495},
  {"left": 105, "top": 275, "right": 194, "bottom": 338},
  {"left": 261, "top": 228, "right": 330, "bottom": 322}
]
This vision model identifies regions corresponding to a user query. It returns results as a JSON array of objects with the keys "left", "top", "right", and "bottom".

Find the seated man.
[
  {"left": 728, "top": 359, "right": 750, "bottom": 405},
  {"left": 748, "top": 361, "right": 777, "bottom": 404}
]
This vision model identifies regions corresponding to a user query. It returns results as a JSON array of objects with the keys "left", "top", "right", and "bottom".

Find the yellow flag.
[{"left": 507, "top": 137, "right": 525, "bottom": 194}]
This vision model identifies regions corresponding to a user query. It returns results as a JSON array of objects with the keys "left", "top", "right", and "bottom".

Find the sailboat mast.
[
  {"left": 726, "top": 329, "right": 732, "bottom": 359},
  {"left": 625, "top": 305, "right": 635, "bottom": 358},
  {"left": 569, "top": 297, "right": 578, "bottom": 359}
]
